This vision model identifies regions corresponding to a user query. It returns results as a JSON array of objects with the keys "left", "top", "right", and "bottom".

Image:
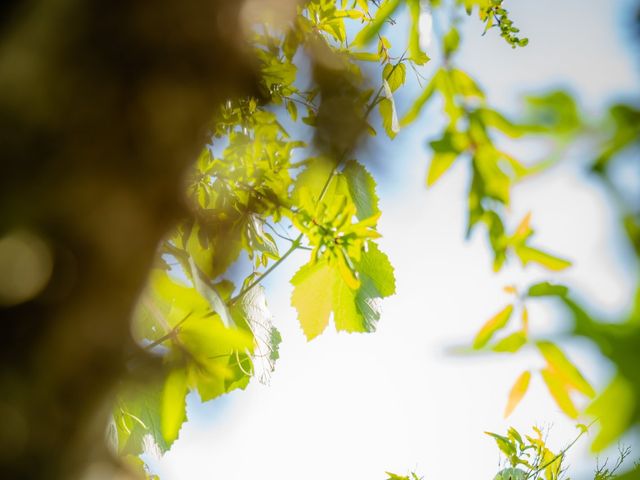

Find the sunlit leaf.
[
  {"left": 586, "top": 375, "right": 635, "bottom": 451},
  {"left": 473, "top": 304, "right": 514, "bottom": 349},
  {"left": 504, "top": 371, "right": 531, "bottom": 418},
  {"left": 540, "top": 367, "right": 579, "bottom": 419},
  {"left": 161, "top": 369, "right": 188, "bottom": 444},
  {"left": 492, "top": 331, "right": 527, "bottom": 353},
  {"left": 515, "top": 246, "right": 571, "bottom": 271},
  {"left": 537, "top": 341, "right": 595, "bottom": 397}
]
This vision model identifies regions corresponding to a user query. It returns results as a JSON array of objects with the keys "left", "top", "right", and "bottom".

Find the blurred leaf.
[
  {"left": 527, "top": 282, "right": 569, "bottom": 298},
  {"left": 541, "top": 367, "right": 579, "bottom": 419},
  {"left": 473, "top": 305, "right": 514, "bottom": 349},
  {"left": 504, "top": 371, "right": 531, "bottom": 418},
  {"left": 537, "top": 341, "right": 595, "bottom": 397},
  {"left": 353, "top": 0, "right": 401, "bottom": 46},
  {"left": 587, "top": 375, "right": 635, "bottom": 452},
  {"left": 514, "top": 246, "right": 571, "bottom": 271},
  {"left": 493, "top": 331, "right": 527, "bottom": 353}
]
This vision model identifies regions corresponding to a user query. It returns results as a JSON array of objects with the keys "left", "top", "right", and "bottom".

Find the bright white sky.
[{"left": 150, "top": 1, "right": 640, "bottom": 478}]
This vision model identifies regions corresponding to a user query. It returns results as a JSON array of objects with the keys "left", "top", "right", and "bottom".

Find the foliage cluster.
[{"left": 106, "top": 1, "right": 640, "bottom": 478}]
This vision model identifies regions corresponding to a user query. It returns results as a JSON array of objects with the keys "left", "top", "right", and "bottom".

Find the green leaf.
[
  {"left": 114, "top": 382, "right": 168, "bottom": 456},
  {"left": 492, "top": 331, "right": 527, "bottom": 353},
  {"left": 504, "top": 371, "right": 531, "bottom": 418},
  {"left": 286, "top": 100, "right": 298, "bottom": 121},
  {"left": 536, "top": 341, "right": 595, "bottom": 397},
  {"left": 400, "top": 71, "right": 438, "bottom": 126},
  {"left": 161, "top": 368, "right": 188, "bottom": 445},
  {"left": 540, "top": 367, "right": 579, "bottom": 419},
  {"left": 515, "top": 246, "right": 571, "bottom": 271},
  {"left": 443, "top": 27, "right": 460, "bottom": 56},
  {"left": 353, "top": 0, "right": 402, "bottom": 46},
  {"left": 406, "top": 0, "right": 430, "bottom": 65},
  {"left": 586, "top": 375, "right": 635, "bottom": 451},
  {"left": 473, "top": 304, "right": 514, "bottom": 349},
  {"left": 427, "top": 152, "right": 458, "bottom": 186},
  {"left": 485, "top": 431, "right": 517, "bottom": 458},
  {"left": 342, "top": 160, "right": 380, "bottom": 221},
  {"left": 527, "top": 282, "right": 569, "bottom": 298},
  {"left": 291, "top": 243, "right": 395, "bottom": 340},
  {"left": 383, "top": 62, "right": 406, "bottom": 92}
]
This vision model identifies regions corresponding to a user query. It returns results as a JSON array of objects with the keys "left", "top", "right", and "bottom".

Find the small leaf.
[
  {"left": 427, "top": 152, "right": 458, "bottom": 186},
  {"left": 515, "top": 246, "right": 571, "bottom": 271},
  {"left": 473, "top": 304, "right": 514, "bottom": 349},
  {"left": 527, "top": 282, "right": 569, "bottom": 297},
  {"left": 504, "top": 371, "right": 531, "bottom": 418},
  {"left": 342, "top": 160, "right": 380, "bottom": 221},
  {"left": 383, "top": 62, "right": 406, "bottom": 92},
  {"left": 537, "top": 341, "right": 595, "bottom": 397},
  {"left": 161, "top": 369, "right": 188, "bottom": 444},
  {"left": 286, "top": 100, "right": 298, "bottom": 121},
  {"left": 492, "top": 331, "right": 527, "bottom": 353},
  {"left": 540, "top": 368, "right": 579, "bottom": 419},
  {"left": 353, "top": 0, "right": 402, "bottom": 46},
  {"left": 485, "top": 431, "right": 517, "bottom": 457}
]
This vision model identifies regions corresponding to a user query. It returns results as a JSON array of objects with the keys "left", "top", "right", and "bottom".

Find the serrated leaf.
[
  {"left": 541, "top": 367, "right": 579, "bottom": 418},
  {"left": 231, "top": 285, "right": 281, "bottom": 384},
  {"left": 515, "top": 246, "right": 571, "bottom": 271},
  {"left": 473, "top": 304, "right": 514, "bottom": 349},
  {"left": 342, "top": 160, "right": 380, "bottom": 221},
  {"left": 161, "top": 369, "right": 188, "bottom": 445},
  {"left": 291, "top": 261, "right": 336, "bottom": 340},
  {"left": 291, "top": 243, "right": 395, "bottom": 340},
  {"left": 383, "top": 62, "right": 406, "bottom": 92},
  {"left": 537, "top": 341, "right": 595, "bottom": 397},
  {"left": 504, "top": 371, "right": 531, "bottom": 418}
]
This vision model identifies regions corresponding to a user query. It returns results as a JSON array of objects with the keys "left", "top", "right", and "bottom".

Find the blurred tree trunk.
[{"left": 0, "top": 1, "right": 256, "bottom": 478}]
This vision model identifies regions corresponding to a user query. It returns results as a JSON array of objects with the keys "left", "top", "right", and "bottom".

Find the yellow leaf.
[
  {"left": 521, "top": 307, "right": 529, "bottom": 333},
  {"left": 504, "top": 370, "right": 531, "bottom": 418},
  {"left": 473, "top": 304, "right": 514, "bottom": 349},
  {"left": 161, "top": 368, "right": 188, "bottom": 443},
  {"left": 537, "top": 341, "right": 595, "bottom": 397},
  {"left": 541, "top": 368, "right": 578, "bottom": 419},
  {"left": 515, "top": 246, "right": 571, "bottom": 271},
  {"left": 512, "top": 212, "right": 532, "bottom": 242}
]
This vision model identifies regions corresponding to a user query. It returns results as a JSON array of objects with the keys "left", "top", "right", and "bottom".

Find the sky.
[{"left": 149, "top": 1, "right": 640, "bottom": 478}]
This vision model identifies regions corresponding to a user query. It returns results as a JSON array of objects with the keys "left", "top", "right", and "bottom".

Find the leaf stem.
[{"left": 229, "top": 234, "right": 303, "bottom": 305}]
